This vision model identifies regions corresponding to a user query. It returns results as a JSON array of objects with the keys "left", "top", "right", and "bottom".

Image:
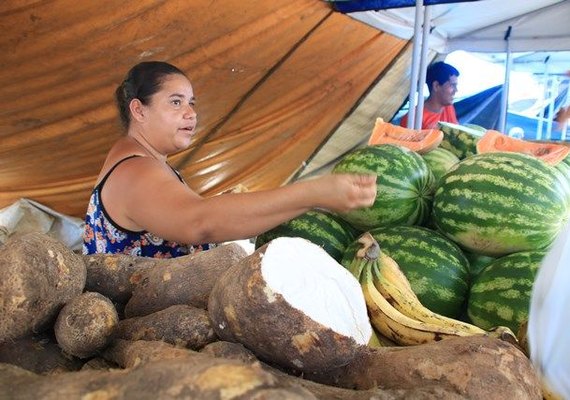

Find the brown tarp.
[{"left": 0, "top": 0, "right": 407, "bottom": 218}]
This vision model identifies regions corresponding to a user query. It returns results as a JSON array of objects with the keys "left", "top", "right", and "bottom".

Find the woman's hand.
[{"left": 308, "top": 173, "right": 377, "bottom": 213}]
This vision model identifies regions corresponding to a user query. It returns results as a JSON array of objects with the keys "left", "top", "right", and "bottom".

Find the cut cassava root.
[{"left": 208, "top": 237, "right": 372, "bottom": 373}]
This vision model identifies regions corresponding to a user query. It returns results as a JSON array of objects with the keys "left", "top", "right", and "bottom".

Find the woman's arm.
[{"left": 105, "top": 157, "right": 376, "bottom": 245}]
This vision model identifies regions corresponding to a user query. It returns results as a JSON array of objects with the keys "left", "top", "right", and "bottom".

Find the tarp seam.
[{"left": 174, "top": 9, "right": 335, "bottom": 170}]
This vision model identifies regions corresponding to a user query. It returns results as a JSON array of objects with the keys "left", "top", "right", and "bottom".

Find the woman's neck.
[{"left": 128, "top": 132, "right": 167, "bottom": 162}]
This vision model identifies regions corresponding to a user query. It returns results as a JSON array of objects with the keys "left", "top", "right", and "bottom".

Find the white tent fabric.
[
  {"left": 0, "top": 199, "right": 84, "bottom": 251},
  {"left": 348, "top": 0, "right": 570, "bottom": 54},
  {"left": 341, "top": 0, "right": 570, "bottom": 134}
]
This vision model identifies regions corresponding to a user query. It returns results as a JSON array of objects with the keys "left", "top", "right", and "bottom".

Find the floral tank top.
[{"left": 82, "top": 155, "right": 215, "bottom": 258}]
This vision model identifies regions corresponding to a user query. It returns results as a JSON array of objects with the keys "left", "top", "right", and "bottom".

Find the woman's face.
[{"left": 141, "top": 73, "right": 198, "bottom": 154}]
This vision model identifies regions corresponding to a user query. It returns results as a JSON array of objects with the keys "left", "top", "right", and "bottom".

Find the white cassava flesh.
[{"left": 261, "top": 237, "right": 372, "bottom": 345}]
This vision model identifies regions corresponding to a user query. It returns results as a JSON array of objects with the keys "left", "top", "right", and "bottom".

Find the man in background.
[{"left": 400, "top": 61, "right": 459, "bottom": 129}]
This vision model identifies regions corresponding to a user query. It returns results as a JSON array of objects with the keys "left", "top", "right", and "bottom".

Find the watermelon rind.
[
  {"left": 464, "top": 123, "right": 487, "bottom": 133},
  {"left": 438, "top": 121, "right": 485, "bottom": 160},
  {"left": 332, "top": 144, "right": 435, "bottom": 230},
  {"left": 467, "top": 250, "right": 546, "bottom": 332},
  {"left": 341, "top": 225, "right": 470, "bottom": 318},
  {"left": 254, "top": 209, "right": 359, "bottom": 262}
]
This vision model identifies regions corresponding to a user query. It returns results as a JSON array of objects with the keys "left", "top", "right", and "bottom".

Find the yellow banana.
[
  {"left": 367, "top": 328, "right": 397, "bottom": 347},
  {"left": 371, "top": 254, "right": 487, "bottom": 335},
  {"left": 373, "top": 249, "right": 417, "bottom": 298},
  {"left": 361, "top": 266, "right": 473, "bottom": 346},
  {"left": 351, "top": 232, "right": 519, "bottom": 346}
]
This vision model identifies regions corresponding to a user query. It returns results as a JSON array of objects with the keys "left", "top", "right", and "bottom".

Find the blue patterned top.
[{"left": 82, "top": 155, "right": 215, "bottom": 258}]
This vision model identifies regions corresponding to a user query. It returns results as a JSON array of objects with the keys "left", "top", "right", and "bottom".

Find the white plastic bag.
[
  {"left": 0, "top": 198, "right": 84, "bottom": 251},
  {"left": 528, "top": 220, "right": 570, "bottom": 399}
]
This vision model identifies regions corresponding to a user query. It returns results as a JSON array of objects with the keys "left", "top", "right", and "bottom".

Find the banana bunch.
[{"left": 348, "top": 232, "right": 518, "bottom": 346}]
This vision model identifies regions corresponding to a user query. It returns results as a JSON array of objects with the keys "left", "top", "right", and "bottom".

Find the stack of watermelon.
[{"left": 254, "top": 123, "right": 570, "bottom": 331}]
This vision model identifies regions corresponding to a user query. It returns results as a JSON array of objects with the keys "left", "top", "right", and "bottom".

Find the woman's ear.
[{"left": 129, "top": 99, "right": 145, "bottom": 123}]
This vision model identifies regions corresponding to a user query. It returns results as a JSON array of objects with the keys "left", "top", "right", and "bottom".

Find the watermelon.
[
  {"left": 438, "top": 121, "right": 486, "bottom": 159},
  {"left": 332, "top": 144, "right": 435, "bottom": 230},
  {"left": 465, "top": 123, "right": 487, "bottom": 133},
  {"left": 555, "top": 157, "right": 570, "bottom": 183},
  {"left": 463, "top": 251, "right": 496, "bottom": 279},
  {"left": 433, "top": 152, "right": 570, "bottom": 257},
  {"left": 421, "top": 147, "right": 460, "bottom": 182},
  {"left": 555, "top": 156, "right": 570, "bottom": 201},
  {"left": 254, "top": 209, "right": 359, "bottom": 262},
  {"left": 467, "top": 250, "right": 546, "bottom": 332},
  {"left": 341, "top": 225, "right": 470, "bottom": 318}
]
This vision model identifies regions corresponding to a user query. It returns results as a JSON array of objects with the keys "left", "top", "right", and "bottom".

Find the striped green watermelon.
[
  {"left": 553, "top": 157, "right": 570, "bottom": 209},
  {"left": 555, "top": 155, "right": 570, "bottom": 188},
  {"left": 254, "top": 209, "right": 359, "bottom": 262},
  {"left": 421, "top": 147, "right": 460, "bottom": 182},
  {"left": 463, "top": 251, "right": 496, "bottom": 279},
  {"left": 467, "top": 250, "right": 546, "bottom": 332},
  {"left": 438, "top": 122, "right": 485, "bottom": 159},
  {"left": 433, "top": 152, "right": 570, "bottom": 257},
  {"left": 341, "top": 225, "right": 469, "bottom": 318},
  {"left": 332, "top": 144, "right": 435, "bottom": 230}
]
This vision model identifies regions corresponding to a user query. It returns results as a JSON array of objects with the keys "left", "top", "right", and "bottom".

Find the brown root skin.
[
  {"left": 201, "top": 341, "right": 259, "bottom": 364},
  {"left": 54, "top": 292, "right": 119, "bottom": 359},
  {"left": 0, "top": 232, "right": 86, "bottom": 344},
  {"left": 208, "top": 245, "right": 363, "bottom": 373},
  {"left": 103, "top": 339, "right": 199, "bottom": 369},
  {"left": 0, "top": 332, "right": 84, "bottom": 374},
  {"left": 103, "top": 339, "right": 475, "bottom": 400},
  {"left": 115, "top": 304, "right": 217, "bottom": 350},
  {"left": 305, "top": 335, "right": 542, "bottom": 400},
  {"left": 83, "top": 253, "right": 159, "bottom": 304},
  {"left": 516, "top": 320, "right": 530, "bottom": 357},
  {"left": 124, "top": 243, "right": 247, "bottom": 317},
  {"left": 80, "top": 357, "right": 119, "bottom": 371},
  {"left": 0, "top": 355, "right": 294, "bottom": 400}
]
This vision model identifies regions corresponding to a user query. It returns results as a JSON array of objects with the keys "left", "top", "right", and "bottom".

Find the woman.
[{"left": 83, "top": 61, "right": 376, "bottom": 258}]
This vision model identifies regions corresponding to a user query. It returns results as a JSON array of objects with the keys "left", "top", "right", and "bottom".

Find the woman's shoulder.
[{"left": 96, "top": 141, "right": 157, "bottom": 183}]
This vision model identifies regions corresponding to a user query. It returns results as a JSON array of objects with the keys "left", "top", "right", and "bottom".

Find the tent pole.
[
  {"left": 561, "top": 76, "right": 570, "bottom": 141},
  {"left": 406, "top": 0, "right": 424, "bottom": 129},
  {"left": 537, "top": 56, "right": 550, "bottom": 141},
  {"left": 499, "top": 26, "right": 512, "bottom": 134},
  {"left": 414, "top": 5, "right": 431, "bottom": 130},
  {"left": 546, "top": 79, "right": 557, "bottom": 140}
]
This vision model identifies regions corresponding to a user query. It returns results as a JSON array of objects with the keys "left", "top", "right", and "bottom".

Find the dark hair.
[
  {"left": 115, "top": 61, "right": 187, "bottom": 128},
  {"left": 426, "top": 62, "right": 459, "bottom": 92}
]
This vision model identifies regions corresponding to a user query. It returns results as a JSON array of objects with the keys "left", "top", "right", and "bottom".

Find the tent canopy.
[
  {"left": 346, "top": 0, "right": 570, "bottom": 54},
  {"left": 1, "top": 0, "right": 568, "bottom": 218},
  {"left": 0, "top": 0, "right": 407, "bottom": 217}
]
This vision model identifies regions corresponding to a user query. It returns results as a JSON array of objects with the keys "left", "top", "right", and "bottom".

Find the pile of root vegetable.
[{"left": 0, "top": 232, "right": 542, "bottom": 400}]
